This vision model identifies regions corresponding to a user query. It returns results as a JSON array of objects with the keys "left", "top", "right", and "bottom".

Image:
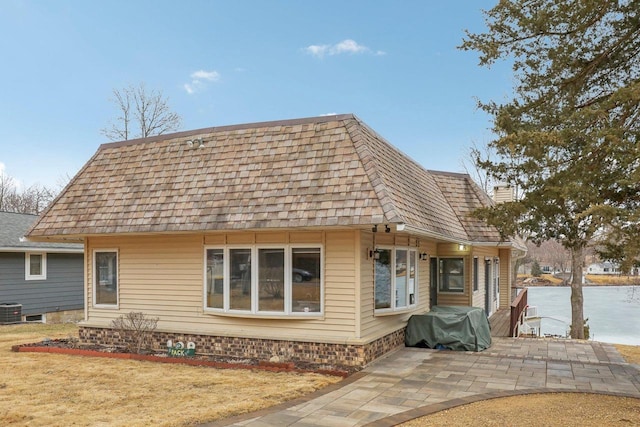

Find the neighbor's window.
[
  {"left": 205, "top": 246, "right": 322, "bottom": 315},
  {"left": 25, "top": 252, "right": 46, "bottom": 280},
  {"left": 94, "top": 250, "right": 118, "bottom": 306},
  {"left": 375, "top": 247, "right": 418, "bottom": 312},
  {"left": 439, "top": 258, "right": 464, "bottom": 293}
]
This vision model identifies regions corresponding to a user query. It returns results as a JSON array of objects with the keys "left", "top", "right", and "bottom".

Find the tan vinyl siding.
[
  {"left": 359, "top": 231, "right": 431, "bottom": 342},
  {"left": 470, "top": 247, "right": 500, "bottom": 309},
  {"left": 86, "top": 231, "right": 359, "bottom": 344},
  {"left": 499, "top": 248, "right": 512, "bottom": 308}
]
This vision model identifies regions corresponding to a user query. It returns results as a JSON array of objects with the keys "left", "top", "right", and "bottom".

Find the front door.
[{"left": 430, "top": 257, "right": 438, "bottom": 308}]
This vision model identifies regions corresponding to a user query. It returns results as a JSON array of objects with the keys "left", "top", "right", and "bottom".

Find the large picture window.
[
  {"left": 25, "top": 252, "right": 46, "bottom": 280},
  {"left": 439, "top": 257, "right": 464, "bottom": 293},
  {"left": 375, "top": 247, "right": 417, "bottom": 312},
  {"left": 205, "top": 246, "right": 322, "bottom": 316},
  {"left": 94, "top": 250, "right": 118, "bottom": 306}
]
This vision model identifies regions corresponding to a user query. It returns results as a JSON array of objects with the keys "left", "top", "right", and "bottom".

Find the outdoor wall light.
[
  {"left": 384, "top": 224, "right": 391, "bottom": 233},
  {"left": 458, "top": 244, "right": 467, "bottom": 251},
  {"left": 419, "top": 252, "right": 429, "bottom": 261},
  {"left": 368, "top": 248, "right": 381, "bottom": 260},
  {"left": 372, "top": 224, "right": 378, "bottom": 233}
]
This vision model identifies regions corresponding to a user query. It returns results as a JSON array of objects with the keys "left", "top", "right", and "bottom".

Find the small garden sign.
[{"left": 166, "top": 340, "right": 196, "bottom": 357}]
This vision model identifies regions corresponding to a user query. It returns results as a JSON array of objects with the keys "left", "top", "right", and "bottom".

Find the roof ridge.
[
  {"left": 99, "top": 114, "right": 356, "bottom": 150},
  {"left": 344, "top": 117, "right": 406, "bottom": 224}
]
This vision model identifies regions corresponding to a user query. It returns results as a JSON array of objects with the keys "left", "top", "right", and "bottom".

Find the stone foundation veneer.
[{"left": 78, "top": 326, "right": 406, "bottom": 369}]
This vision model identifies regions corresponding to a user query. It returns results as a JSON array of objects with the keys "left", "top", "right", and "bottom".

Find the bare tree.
[
  {"left": 0, "top": 171, "right": 15, "bottom": 211},
  {"left": 0, "top": 171, "right": 55, "bottom": 214},
  {"left": 101, "top": 83, "right": 182, "bottom": 141},
  {"left": 461, "top": 141, "right": 497, "bottom": 195}
]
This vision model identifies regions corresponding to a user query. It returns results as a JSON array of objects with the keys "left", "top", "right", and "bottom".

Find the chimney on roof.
[{"left": 493, "top": 184, "right": 514, "bottom": 204}]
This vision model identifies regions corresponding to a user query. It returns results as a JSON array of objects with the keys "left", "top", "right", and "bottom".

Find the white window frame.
[
  {"left": 374, "top": 246, "right": 418, "bottom": 314},
  {"left": 203, "top": 244, "right": 323, "bottom": 317},
  {"left": 93, "top": 249, "right": 119, "bottom": 309},
  {"left": 25, "top": 252, "right": 47, "bottom": 281}
]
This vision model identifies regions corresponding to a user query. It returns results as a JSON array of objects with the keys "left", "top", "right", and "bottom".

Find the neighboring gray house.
[{"left": 0, "top": 211, "right": 84, "bottom": 323}]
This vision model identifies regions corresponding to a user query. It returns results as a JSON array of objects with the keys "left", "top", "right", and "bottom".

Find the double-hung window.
[
  {"left": 25, "top": 252, "right": 46, "bottom": 280},
  {"left": 205, "top": 245, "right": 322, "bottom": 315},
  {"left": 374, "top": 247, "right": 417, "bottom": 312},
  {"left": 94, "top": 250, "right": 118, "bottom": 307},
  {"left": 438, "top": 257, "right": 464, "bottom": 293}
]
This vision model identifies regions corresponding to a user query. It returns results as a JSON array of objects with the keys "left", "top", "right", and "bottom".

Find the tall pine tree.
[{"left": 461, "top": 0, "right": 640, "bottom": 338}]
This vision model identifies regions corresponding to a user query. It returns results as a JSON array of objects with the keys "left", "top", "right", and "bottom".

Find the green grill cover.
[{"left": 405, "top": 306, "right": 492, "bottom": 351}]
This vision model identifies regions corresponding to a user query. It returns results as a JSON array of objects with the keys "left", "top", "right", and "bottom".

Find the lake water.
[{"left": 526, "top": 286, "right": 640, "bottom": 345}]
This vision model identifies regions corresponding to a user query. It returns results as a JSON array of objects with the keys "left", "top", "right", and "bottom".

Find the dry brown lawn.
[
  {"left": 0, "top": 323, "right": 341, "bottom": 426},
  {"left": 586, "top": 274, "right": 640, "bottom": 285},
  {"left": 3, "top": 324, "right": 639, "bottom": 427}
]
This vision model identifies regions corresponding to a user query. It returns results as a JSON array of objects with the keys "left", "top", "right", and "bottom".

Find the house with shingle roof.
[
  {"left": 1, "top": 211, "right": 83, "bottom": 323},
  {"left": 27, "top": 114, "right": 524, "bottom": 368}
]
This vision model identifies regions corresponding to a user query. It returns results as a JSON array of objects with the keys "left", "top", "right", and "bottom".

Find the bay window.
[
  {"left": 205, "top": 245, "right": 322, "bottom": 315},
  {"left": 375, "top": 247, "right": 417, "bottom": 312}
]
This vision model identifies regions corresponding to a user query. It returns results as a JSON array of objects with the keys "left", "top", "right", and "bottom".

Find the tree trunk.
[{"left": 569, "top": 247, "right": 585, "bottom": 339}]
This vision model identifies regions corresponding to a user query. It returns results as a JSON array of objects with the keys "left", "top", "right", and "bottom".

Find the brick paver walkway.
[{"left": 204, "top": 338, "right": 640, "bottom": 427}]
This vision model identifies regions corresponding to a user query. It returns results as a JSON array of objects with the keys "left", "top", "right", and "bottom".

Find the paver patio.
[{"left": 204, "top": 338, "right": 640, "bottom": 427}]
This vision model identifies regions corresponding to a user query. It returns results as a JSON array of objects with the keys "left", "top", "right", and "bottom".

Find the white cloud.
[
  {"left": 191, "top": 70, "right": 220, "bottom": 81},
  {"left": 184, "top": 69, "right": 220, "bottom": 94},
  {"left": 304, "top": 44, "right": 330, "bottom": 58},
  {"left": 304, "top": 39, "right": 383, "bottom": 58},
  {"left": 333, "top": 39, "right": 367, "bottom": 55}
]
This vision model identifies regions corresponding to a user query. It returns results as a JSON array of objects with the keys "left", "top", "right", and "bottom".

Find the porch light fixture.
[
  {"left": 368, "top": 248, "right": 381, "bottom": 260},
  {"left": 419, "top": 252, "right": 429, "bottom": 261},
  {"left": 372, "top": 225, "right": 378, "bottom": 233},
  {"left": 384, "top": 224, "right": 391, "bottom": 233},
  {"left": 458, "top": 244, "right": 467, "bottom": 251}
]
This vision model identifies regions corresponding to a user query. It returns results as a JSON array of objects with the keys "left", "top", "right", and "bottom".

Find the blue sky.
[{"left": 0, "top": 0, "right": 513, "bottom": 190}]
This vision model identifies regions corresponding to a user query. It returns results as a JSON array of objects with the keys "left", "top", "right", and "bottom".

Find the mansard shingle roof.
[{"left": 27, "top": 114, "right": 512, "bottom": 246}]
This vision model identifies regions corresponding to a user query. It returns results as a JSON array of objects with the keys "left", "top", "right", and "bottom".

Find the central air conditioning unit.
[{"left": 0, "top": 303, "right": 22, "bottom": 324}]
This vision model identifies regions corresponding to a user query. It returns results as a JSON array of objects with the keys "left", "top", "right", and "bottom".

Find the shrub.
[
  {"left": 111, "top": 312, "right": 159, "bottom": 354},
  {"left": 531, "top": 260, "right": 542, "bottom": 277}
]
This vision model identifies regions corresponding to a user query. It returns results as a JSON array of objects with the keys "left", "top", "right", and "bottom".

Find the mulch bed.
[{"left": 12, "top": 338, "right": 353, "bottom": 378}]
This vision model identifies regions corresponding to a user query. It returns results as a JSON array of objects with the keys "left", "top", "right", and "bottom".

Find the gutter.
[{"left": 0, "top": 246, "right": 84, "bottom": 253}]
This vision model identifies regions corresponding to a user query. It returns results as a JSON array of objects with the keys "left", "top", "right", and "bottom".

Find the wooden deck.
[{"left": 489, "top": 309, "right": 511, "bottom": 337}]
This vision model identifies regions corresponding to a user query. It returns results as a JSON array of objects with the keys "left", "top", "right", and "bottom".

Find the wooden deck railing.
[{"left": 509, "top": 287, "right": 528, "bottom": 337}]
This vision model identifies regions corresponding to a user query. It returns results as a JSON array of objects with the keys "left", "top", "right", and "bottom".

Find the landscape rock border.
[{"left": 11, "top": 340, "right": 350, "bottom": 378}]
